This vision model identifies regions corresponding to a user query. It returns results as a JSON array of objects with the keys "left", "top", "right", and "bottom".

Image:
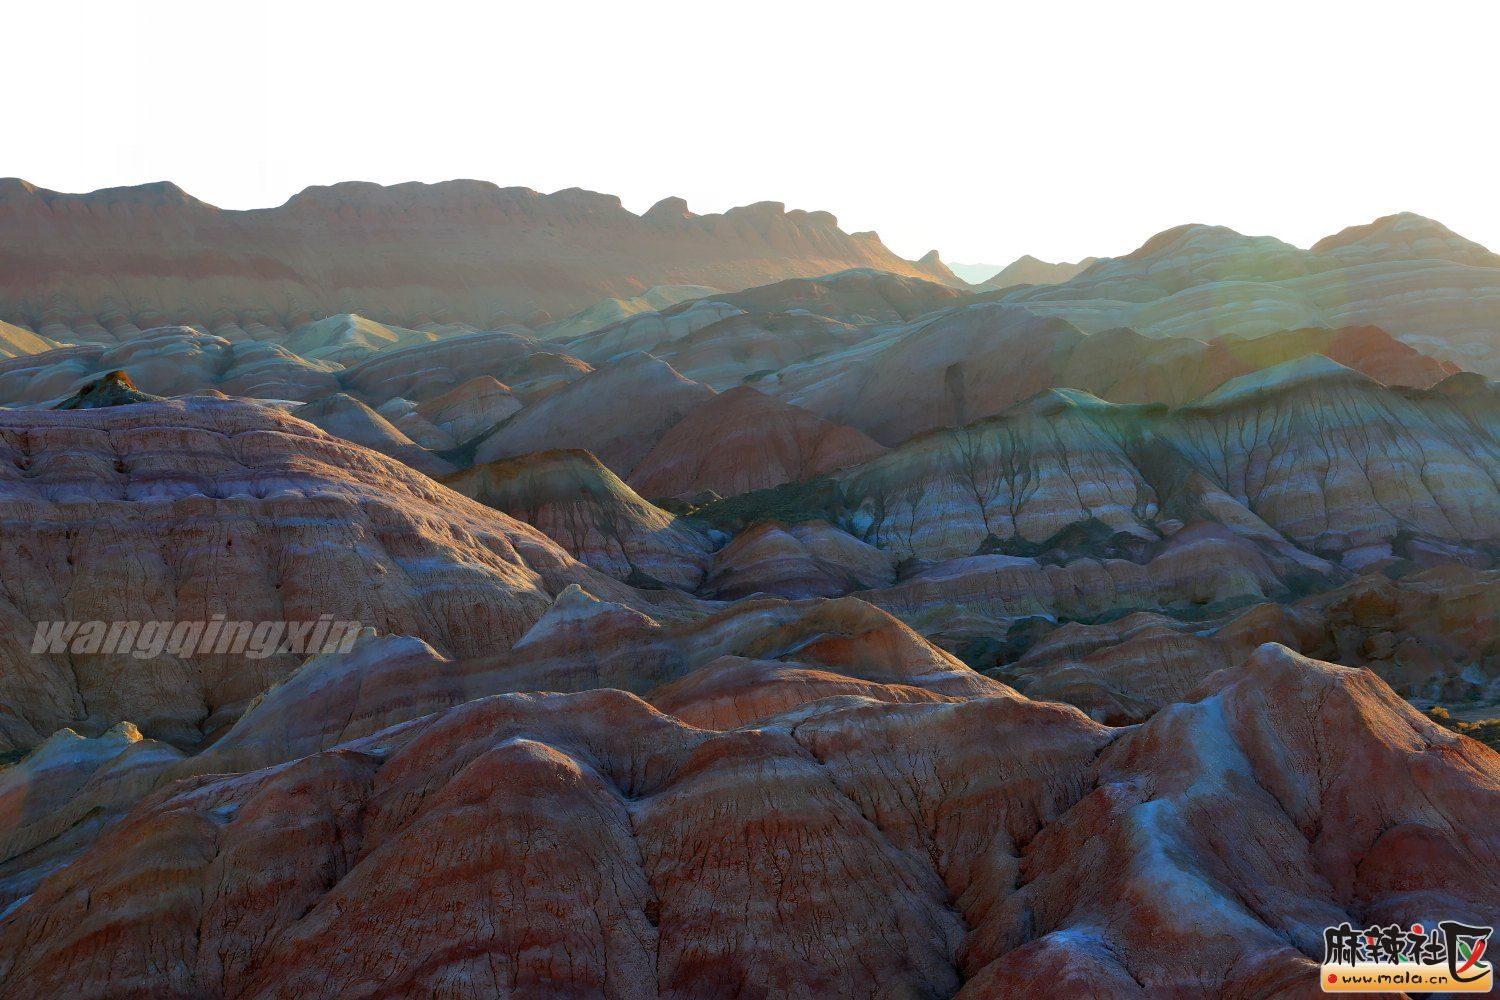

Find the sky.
[{"left": 10, "top": 0, "right": 1499, "bottom": 265}]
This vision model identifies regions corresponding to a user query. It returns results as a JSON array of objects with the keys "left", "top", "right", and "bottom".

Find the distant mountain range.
[{"left": 0, "top": 178, "right": 957, "bottom": 340}]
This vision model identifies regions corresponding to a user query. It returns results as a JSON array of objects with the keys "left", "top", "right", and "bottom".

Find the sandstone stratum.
[{"left": 0, "top": 189, "right": 1497, "bottom": 999}]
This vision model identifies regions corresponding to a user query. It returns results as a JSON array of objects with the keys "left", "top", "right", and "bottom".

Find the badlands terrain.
[{"left": 0, "top": 181, "right": 1496, "bottom": 998}]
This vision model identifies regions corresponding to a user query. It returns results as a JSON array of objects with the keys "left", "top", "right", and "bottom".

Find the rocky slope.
[
  {"left": 834, "top": 361, "right": 1500, "bottom": 568},
  {"left": 0, "top": 179, "right": 945, "bottom": 340},
  {"left": 155, "top": 592, "right": 1007, "bottom": 782},
  {"left": 644, "top": 360, "right": 1494, "bottom": 645},
  {"left": 292, "top": 393, "right": 455, "bottom": 477},
  {"left": 2, "top": 198, "right": 1499, "bottom": 1000},
  {"left": 996, "top": 563, "right": 1500, "bottom": 723},
  {"left": 410, "top": 375, "right": 522, "bottom": 446},
  {"left": 334, "top": 330, "right": 548, "bottom": 404},
  {"left": 692, "top": 268, "right": 964, "bottom": 322},
  {"left": 701, "top": 520, "right": 896, "bottom": 599},
  {"left": 279, "top": 313, "right": 452, "bottom": 365},
  {"left": 471, "top": 352, "right": 714, "bottom": 474},
  {"left": 0, "top": 397, "right": 638, "bottom": 750},
  {"left": 977, "top": 253, "right": 1099, "bottom": 290},
  {"left": 539, "top": 284, "right": 718, "bottom": 340},
  {"left": 629, "top": 386, "right": 886, "bottom": 500},
  {"left": 0, "top": 320, "right": 57, "bottom": 360},
  {"left": 443, "top": 450, "right": 714, "bottom": 589},
  {"left": 773, "top": 300, "right": 1460, "bottom": 444},
  {"left": 0, "top": 326, "right": 342, "bottom": 406},
  {"left": 1005, "top": 213, "right": 1500, "bottom": 374},
  {"left": 0, "top": 645, "right": 1493, "bottom": 997}
]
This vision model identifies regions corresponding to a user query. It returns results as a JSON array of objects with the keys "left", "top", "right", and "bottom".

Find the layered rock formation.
[
  {"left": 52, "top": 369, "right": 163, "bottom": 409},
  {"left": 3, "top": 190, "right": 1499, "bottom": 1000},
  {"left": 0, "top": 320, "right": 56, "bottom": 359},
  {"left": 0, "top": 397, "right": 633, "bottom": 750},
  {"left": 701, "top": 520, "right": 895, "bottom": 599},
  {"left": 0, "top": 722, "right": 183, "bottom": 909},
  {"left": 292, "top": 393, "right": 455, "bottom": 477},
  {"left": 649, "top": 312, "right": 865, "bottom": 390},
  {"left": 699, "top": 267, "right": 963, "bottom": 323},
  {"left": 1005, "top": 214, "right": 1500, "bottom": 374},
  {"left": 774, "top": 301, "right": 1460, "bottom": 444},
  {"left": 996, "top": 563, "right": 1500, "bottom": 723},
  {"left": 471, "top": 352, "right": 714, "bottom": 474},
  {"left": 776, "top": 304, "right": 1087, "bottom": 443},
  {"left": 0, "top": 327, "right": 341, "bottom": 407},
  {"left": 1313, "top": 211, "right": 1500, "bottom": 267},
  {"left": 0, "top": 179, "right": 944, "bottom": 338},
  {"left": 336, "top": 331, "right": 545, "bottom": 404},
  {"left": 443, "top": 450, "right": 714, "bottom": 589},
  {"left": 539, "top": 284, "right": 718, "bottom": 340},
  {"left": 996, "top": 605, "right": 1323, "bottom": 723},
  {"left": 279, "top": 313, "right": 450, "bottom": 365},
  {"left": 171, "top": 593, "right": 1007, "bottom": 777},
  {"left": 645, "top": 655, "right": 966, "bottom": 729},
  {"left": 629, "top": 386, "right": 886, "bottom": 500},
  {"left": 409, "top": 376, "right": 522, "bottom": 447},
  {"left": 561, "top": 299, "right": 744, "bottom": 367},
  {"left": 835, "top": 362, "right": 1500, "bottom": 568},
  {"left": 1, "top": 645, "right": 1494, "bottom": 997}
]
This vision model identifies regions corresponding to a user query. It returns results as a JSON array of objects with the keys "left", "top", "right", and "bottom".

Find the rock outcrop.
[
  {"left": 977, "top": 253, "right": 1099, "bottom": 290},
  {"left": 292, "top": 393, "right": 455, "bottom": 477},
  {"left": 835, "top": 363, "right": 1500, "bottom": 568},
  {"left": 3, "top": 189, "right": 1500, "bottom": 1000},
  {"left": 700, "top": 267, "right": 963, "bottom": 323},
  {"left": 472, "top": 353, "right": 715, "bottom": 475},
  {"left": 336, "top": 331, "right": 546, "bottom": 405},
  {"left": 411, "top": 376, "right": 522, "bottom": 446},
  {"left": 540, "top": 284, "right": 718, "bottom": 340},
  {"left": 629, "top": 386, "right": 886, "bottom": 500},
  {"left": 1, "top": 645, "right": 1494, "bottom": 998},
  {"left": 0, "top": 397, "right": 632, "bottom": 750},
  {"left": 701, "top": 520, "right": 895, "bottom": 599},
  {"left": 0, "top": 319, "right": 57, "bottom": 360},
  {"left": 443, "top": 450, "right": 713, "bottom": 589},
  {"left": 775, "top": 301, "right": 1461, "bottom": 444},
  {"left": 0, "top": 722, "right": 183, "bottom": 910},
  {"left": 650, "top": 312, "right": 865, "bottom": 390},
  {"left": 561, "top": 299, "right": 744, "bottom": 367},
  {"left": 0, "top": 179, "right": 943, "bottom": 339},
  {"left": 51, "top": 370, "right": 162, "bottom": 409},
  {"left": 0, "top": 327, "right": 342, "bottom": 407},
  {"left": 279, "top": 313, "right": 449, "bottom": 365},
  {"left": 995, "top": 563, "right": 1500, "bottom": 722},
  {"left": 1006, "top": 215, "right": 1500, "bottom": 375}
]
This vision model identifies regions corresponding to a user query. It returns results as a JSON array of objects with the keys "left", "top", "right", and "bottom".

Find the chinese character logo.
[{"left": 1321, "top": 920, "right": 1492, "bottom": 992}]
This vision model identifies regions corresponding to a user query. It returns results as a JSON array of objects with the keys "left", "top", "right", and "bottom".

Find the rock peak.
[
  {"left": 1191, "top": 353, "right": 1373, "bottom": 408},
  {"left": 53, "top": 370, "right": 164, "bottom": 409},
  {"left": 1313, "top": 212, "right": 1500, "bottom": 266},
  {"left": 643, "top": 196, "right": 693, "bottom": 222}
]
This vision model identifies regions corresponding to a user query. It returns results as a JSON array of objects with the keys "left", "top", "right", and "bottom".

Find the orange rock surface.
[{"left": 0, "top": 646, "right": 1494, "bottom": 997}]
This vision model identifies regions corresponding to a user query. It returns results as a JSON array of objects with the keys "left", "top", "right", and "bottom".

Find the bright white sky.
[{"left": 11, "top": 0, "right": 1498, "bottom": 265}]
